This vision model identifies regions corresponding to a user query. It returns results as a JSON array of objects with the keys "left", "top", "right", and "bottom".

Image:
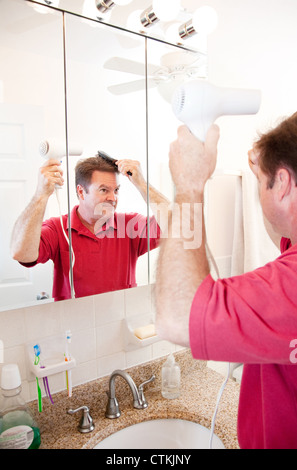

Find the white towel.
[{"left": 231, "top": 170, "right": 280, "bottom": 275}]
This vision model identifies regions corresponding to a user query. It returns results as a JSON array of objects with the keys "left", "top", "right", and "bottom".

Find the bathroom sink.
[{"left": 94, "top": 419, "right": 225, "bottom": 449}]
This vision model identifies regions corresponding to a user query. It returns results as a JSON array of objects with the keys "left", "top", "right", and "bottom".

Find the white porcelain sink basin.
[{"left": 94, "top": 419, "right": 225, "bottom": 449}]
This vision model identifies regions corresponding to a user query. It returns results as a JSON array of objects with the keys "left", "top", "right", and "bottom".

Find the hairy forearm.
[
  {"left": 136, "top": 178, "right": 170, "bottom": 205},
  {"left": 155, "top": 192, "right": 210, "bottom": 346},
  {"left": 10, "top": 194, "right": 48, "bottom": 263},
  {"left": 136, "top": 179, "right": 171, "bottom": 232}
]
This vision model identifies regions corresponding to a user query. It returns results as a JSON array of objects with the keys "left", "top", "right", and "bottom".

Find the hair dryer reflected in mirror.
[
  {"left": 39, "top": 139, "right": 83, "bottom": 160},
  {"left": 172, "top": 79, "right": 261, "bottom": 142}
]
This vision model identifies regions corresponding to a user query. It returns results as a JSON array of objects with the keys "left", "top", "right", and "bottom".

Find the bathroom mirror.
[
  {"left": 64, "top": 12, "right": 150, "bottom": 294},
  {"left": 0, "top": 0, "right": 150, "bottom": 311},
  {"left": 0, "top": 0, "right": 67, "bottom": 311},
  {"left": 0, "top": 0, "right": 206, "bottom": 312},
  {"left": 146, "top": 39, "right": 207, "bottom": 281}
]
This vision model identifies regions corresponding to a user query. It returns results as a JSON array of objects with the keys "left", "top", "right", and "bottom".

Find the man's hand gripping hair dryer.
[
  {"left": 38, "top": 139, "right": 83, "bottom": 300},
  {"left": 172, "top": 79, "right": 261, "bottom": 142},
  {"left": 39, "top": 139, "right": 83, "bottom": 189}
]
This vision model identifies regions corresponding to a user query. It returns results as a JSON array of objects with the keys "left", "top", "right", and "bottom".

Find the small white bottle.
[{"left": 161, "top": 354, "right": 181, "bottom": 399}]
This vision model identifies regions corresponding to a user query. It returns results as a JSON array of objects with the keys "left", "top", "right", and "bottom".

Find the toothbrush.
[
  {"left": 65, "top": 330, "right": 72, "bottom": 397},
  {"left": 33, "top": 344, "right": 42, "bottom": 412},
  {"left": 34, "top": 344, "right": 54, "bottom": 407},
  {"left": 41, "top": 366, "right": 54, "bottom": 405}
]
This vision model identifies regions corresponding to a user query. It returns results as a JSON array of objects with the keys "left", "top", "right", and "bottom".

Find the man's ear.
[
  {"left": 76, "top": 184, "right": 85, "bottom": 200},
  {"left": 275, "top": 168, "right": 292, "bottom": 201}
]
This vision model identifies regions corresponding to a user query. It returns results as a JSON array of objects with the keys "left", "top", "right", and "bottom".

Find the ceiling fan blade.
[
  {"left": 107, "top": 79, "right": 157, "bottom": 95},
  {"left": 104, "top": 57, "right": 160, "bottom": 77}
]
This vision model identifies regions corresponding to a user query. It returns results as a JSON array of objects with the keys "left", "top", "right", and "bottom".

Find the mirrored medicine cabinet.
[{"left": 0, "top": 0, "right": 206, "bottom": 312}]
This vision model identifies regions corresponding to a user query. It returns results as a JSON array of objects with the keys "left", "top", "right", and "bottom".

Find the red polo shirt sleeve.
[{"left": 20, "top": 216, "right": 65, "bottom": 267}]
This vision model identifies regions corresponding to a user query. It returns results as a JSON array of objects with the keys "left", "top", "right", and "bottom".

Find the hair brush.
[{"left": 97, "top": 150, "right": 132, "bottom": 176}]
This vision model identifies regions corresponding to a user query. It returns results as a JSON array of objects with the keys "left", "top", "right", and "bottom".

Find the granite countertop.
[{"left": 29, "top": 349, "right": 240, "bottom": 449}]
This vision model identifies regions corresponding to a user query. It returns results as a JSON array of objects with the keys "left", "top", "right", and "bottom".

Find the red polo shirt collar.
[{"left": 68, "top": 205, "right": 117, "bottom": 238}]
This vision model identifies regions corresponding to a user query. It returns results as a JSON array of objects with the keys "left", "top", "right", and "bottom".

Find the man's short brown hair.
[
  {"left": 256, "top": 112, "right": 297, "bottom": 188},
  {"left": 75, "top": 153, "right": 119, "bottom": 194}
]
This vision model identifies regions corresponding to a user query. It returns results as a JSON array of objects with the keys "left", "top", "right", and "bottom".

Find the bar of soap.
[{"left": 134, "top": 324, "right": 156, "bottom": 340}]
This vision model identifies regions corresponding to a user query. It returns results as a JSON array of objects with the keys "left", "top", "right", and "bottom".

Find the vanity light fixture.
[
  {"left": 140, "top": 6, "right": 159, "bottom": 29},
  {"left": 179, "top": 20, "right": 195, "bottom": 40},
  {"left": 94, "top": 0, "right": 218, "bottom": 47},
  {"left": 140, "top": 0, "right": 181, "bottom": 28},
  {"left": 95, "top": 0, "right": 114, "bottom": 14},
  {"left": 179, "top": 6, "right": 218, "bottom": 40},
  {"left": 95, "top": 0, "right": 132, "bottom": 14}
]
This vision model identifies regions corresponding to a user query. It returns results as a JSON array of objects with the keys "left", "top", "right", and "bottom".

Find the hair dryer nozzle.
[
  {"left": 39, "top": 139, "right": 83, "bottom": 159},
  {"left": 172, "top": 80, "right": 261, "bottom": 141}
]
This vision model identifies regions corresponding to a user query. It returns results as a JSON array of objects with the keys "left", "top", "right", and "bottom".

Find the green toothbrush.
[{"left": 34, "top": 344, "right": 42, "bottom": 412}]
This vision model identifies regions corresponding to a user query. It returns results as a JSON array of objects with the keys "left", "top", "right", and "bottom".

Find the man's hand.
[
  {"left": 116, "top": 159, "right": 146, "bottom": 188},
  {"left": 36, "top": 158, "right": 64, "bottom": 198},
  {"left": 169, "top": 124, "right": 220, "bottom": 196}
]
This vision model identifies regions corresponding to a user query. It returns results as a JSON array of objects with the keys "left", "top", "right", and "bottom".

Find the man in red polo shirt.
[
  {"left": 155, "top": 113, "right": 297, "bottom": 448},
  {"left": 11, "top": 153, "right": 167, "bottom": 300}
]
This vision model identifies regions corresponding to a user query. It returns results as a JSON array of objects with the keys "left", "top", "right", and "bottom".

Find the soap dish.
[{"left": 123, "top": 316, "right": 159, "bottom": 351}]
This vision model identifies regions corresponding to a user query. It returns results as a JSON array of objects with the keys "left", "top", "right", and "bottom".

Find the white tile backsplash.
[
  {"left": 24, "top": 301, "right": 63, "bottom": 343},
  {"left": 0, "top": 284, "right": 179, "bottom": 403},
  {"left": 94, "top": 289, "right": 125, "bottom": 325},
  {"left": 96, "top": 320, "right": 124, "bottom": 357},
  {"left": 0, "top": 308, "right": 26, "bottom": 348},
  {"left": 124, "top": 284, "right": 152, "bottom": 318},
  {"left": 61, "top": 295, "right": 95, "bottom": 331}
]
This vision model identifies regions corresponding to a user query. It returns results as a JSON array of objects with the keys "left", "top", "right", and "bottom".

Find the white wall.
[
  {"left": 207, "top": 0, "right": 297, "bottom": 170},
  {"left": 200, "top": 0, "right": 297, "bottom": 267}
]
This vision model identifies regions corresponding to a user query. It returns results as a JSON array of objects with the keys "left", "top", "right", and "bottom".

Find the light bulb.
[
  {"left": 165, "top": 23, "right": 183, "bottom": 44},
  {"left": 127, "top": 10, "right": 144, "bottom": 32},
  {"left": 83, "top": 0, "right": 99, "bottom": 18},
  {"left": 152, "top": 0, "right": 181, "bottom": 22},
  {"left": 192, "top": 6, "right": 218, "bottom": 35},
  {"left": 114, "top": 0, "right": 133, "bottom": 5}
]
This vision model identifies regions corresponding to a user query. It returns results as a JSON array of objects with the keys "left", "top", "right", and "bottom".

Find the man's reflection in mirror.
[{"left": 11, "top": 152, "right": 169, "bottom": 300}]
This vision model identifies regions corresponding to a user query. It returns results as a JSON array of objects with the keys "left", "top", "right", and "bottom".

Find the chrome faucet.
[
  {"left": 68, "top": 406, "right": 94, "bottom": 433},
  {"left": 105, "top": 369, "right": 155, "bottom": 419}
]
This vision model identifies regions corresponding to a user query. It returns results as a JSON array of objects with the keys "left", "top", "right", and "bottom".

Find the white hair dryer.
[
  {"left": 39, "top": 139, "right": 83, "bottom": 159},
  {"left": 172, "top": 80, "right": 261, "bottom": 142},
  {"left": 39, "top": 139, "right": 83, "bottom": 190}
]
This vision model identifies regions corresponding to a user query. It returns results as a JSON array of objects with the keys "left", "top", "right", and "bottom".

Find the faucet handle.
[
  {"left": 68, "top": 406, "right": 95, "bottom": 433},
  {"left": 138, "top": 374, "right": 155, "bottom": 406}
]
